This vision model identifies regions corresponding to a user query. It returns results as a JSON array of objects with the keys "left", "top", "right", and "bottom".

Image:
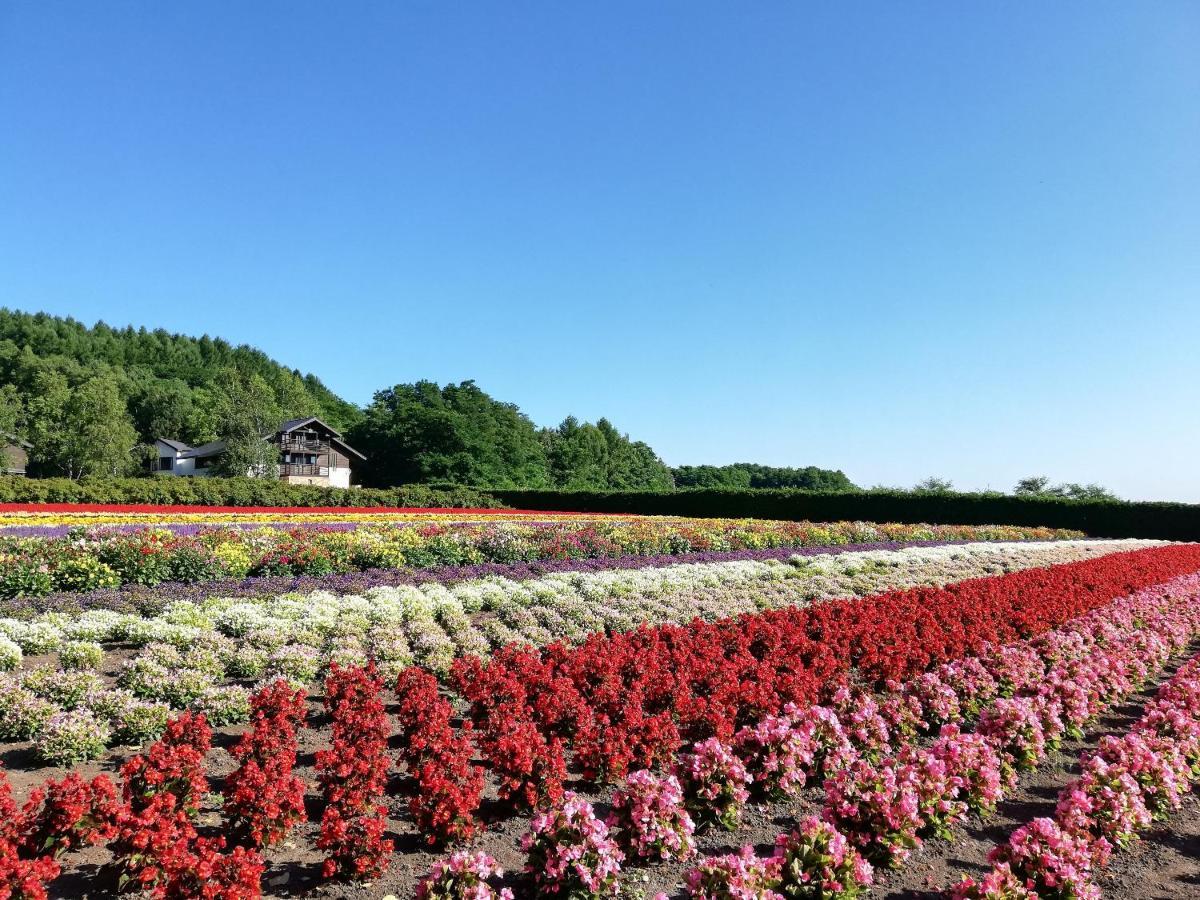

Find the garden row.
[
  {"left": 491, "top": 486, "right": 1200, "bottom": 542},
  {"left": 0, "top": 475, "right": 502, "bottom": 509},
  {"left": 0, "top": 541, "right": 1147, "bottom": 758},
  {"left": 1, "top": 547, "right": 1197, "bottom": 897},
  {"left": 0, "top": 516, "right": 1078, "bottom": 600}
]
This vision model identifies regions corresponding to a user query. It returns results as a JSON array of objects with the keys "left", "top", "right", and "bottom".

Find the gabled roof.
[
  {"left": 156, "top": 438, "right": 192, "bottom": 453},
  {"left": 1, "top": 432, "right": 32, "bottom": 450},
  {"left": 179, "top": 440, "right": 228, "bottom": 460},
  {"left": 276, "top": 417, "right": 365, "bottom": 460},
  {"left": 279, "top": 416, "right": 341, "bottom": 436}
]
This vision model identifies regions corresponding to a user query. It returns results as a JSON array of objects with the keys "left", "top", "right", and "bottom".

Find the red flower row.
[
  {"left": 316, "top": 665, "right": 394, "bottom": 880},
  {"left": 423, "top": 545, "right": 1200, "bottom": 824},
  {"left": 224, "top": 679, "right": 309, "bottom": 848}
]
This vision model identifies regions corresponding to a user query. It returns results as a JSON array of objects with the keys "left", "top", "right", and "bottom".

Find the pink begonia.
[
  {"left": 416, "top": 850, "right": 514, "bottom": 900},
  {"left": 1091, "top": 732, "right": 1189, "bottom": 820},
  {"left": 772, "top": 816, "right": 873, "bottom": 898},
  {"left": 606, "top": 769, "right": 696, "bottom": 862},
  {"left": 877, "top": 689, "right": 923, "bottom": 743},
  {"left": 792, "top": 705, "right": 857, "bottom": 780},
  {"left": 936, "top": 656, "right": 999, "bottom": 721},
  {"left": 990, "top": 817, "right": 1099, "bottom": 900},
  {"left": 977, "top": 697, "right": 1048, "bottom": 774},
  {"left": 1055, "top": 759, "right": 1151, "bottom": 866},
  {"left": 521, "top": 792, "right": 623, "bottom": 897},
  {"left": 983, "top": 644, "right": 1045, "bottom": 698},
  {"left": 822, "top": 755, "right": 922, "bottom": 868},
  {"left": 947, "top": 863, "right": 1030, "bottom": 900},
  {"left": 1036, "top": 669, "right": 1095, "bottom": 739},
  {"left": 733, "top": 714, "right": 814, "bottom": 800},
  {"left": 684, "top": 846, "right": 782, "bottom": 900},
  {"left": 929, "top": 724, "right": 1009, "bottom": 814},
  {"left": 829, "top": 687, "right": 891, "bottom": 762},
  {"left": 673, "top": 738, "right": 752, "bottom": 832},
  {"left": 901, "top": 671, "right": 961, "bottom": 733},
  {"left": 898, "top": 746, "right": 966, "bottom": 840}
]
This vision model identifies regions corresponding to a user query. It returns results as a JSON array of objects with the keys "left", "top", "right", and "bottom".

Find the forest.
[{"left": 0, "top": 310, "right": 851, "bottom": 491}]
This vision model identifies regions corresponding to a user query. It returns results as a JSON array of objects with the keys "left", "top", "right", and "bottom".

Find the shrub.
[
  {"left": 771, "top": 816, "right": 873, "bottom": 899},
  {"left": 110, "top": 700, "right": 171, "bottom": 747},
  {"left": 673, "top": 738, "right": 751, "bottom": 832},
  {"left": 35, "top": 710, "right": 110, "bottom": 766},
  {"left": 0, "top": 636, "right": 22, "bottom": 672},
  {"left": 191, "top": 685, "right": 251, "bottom": 727},
  {"left": 606, "top": 770, "right": 696, "bottom": 862},
  {"left": 416, "top": 850, "right": 514, "bottom": 900},
  {"left": 521, "top": 793, "right": 623, "bottom": 898},
  {"left": 266, "top": 644, "right": 322, "bottom": 685},
  {"left": 0, "top": 682, "right": 57, "bottom": 741},
  {"left": 58, "top": 641, "right": 104, "bottom": 671}
]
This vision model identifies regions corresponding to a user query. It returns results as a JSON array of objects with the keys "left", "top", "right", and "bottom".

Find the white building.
[{"left": 155, "top": 417, "right": 365, "bottom": 489}]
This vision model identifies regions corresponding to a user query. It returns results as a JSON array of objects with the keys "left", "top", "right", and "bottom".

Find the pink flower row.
[
  {"left": 414, "top": 572, "right": 1200, "bottom": 898},
  {"left": 951, "top": 649, "right": 1200, "bottom": 899}
]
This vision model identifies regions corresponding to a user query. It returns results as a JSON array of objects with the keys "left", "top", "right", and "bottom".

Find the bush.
[
  {"left": 489, "top": 487, "right": 1200, "bottom": 541},
  {"left": 36, "top": 710, "right": 110, "bottom": 765},
  {"left": 192, "top": 685, "right": 251, "bottom": 726},
  {"left": 0, "top": 474, "right": 504, "bottom": 509},
  {"left": 59, "top": 640, "right": 105, "bottom": 670}
]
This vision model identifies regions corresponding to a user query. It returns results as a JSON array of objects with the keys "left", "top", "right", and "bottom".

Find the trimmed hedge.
[
  {"left": 0, "top": 476, "right": 503, "bottom": 509},
  {"left": 487, "top": 488, "right": 1200, "bottom": 541}
]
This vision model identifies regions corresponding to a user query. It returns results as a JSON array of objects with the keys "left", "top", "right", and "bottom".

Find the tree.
[
  {"left": 348, "top": 381, "right": 551, "bottom": 489},
  {"left": 26, "top": 372, "right": 138, "bottom": 478},
  {"left": 913, "top": 476, "right": 954, "bottom": 494},
  {"left": 671, "top": 463, "right": 854, "bottom": 491},
  {"left": 542, "top": 417, "right": 674, "bottom": 490},
  {"left": 1013, "top": 476, "right": 1118, "bottom": 501},
  {"left": 1014, "top": 475, "right": 1051, "bottom": 495},
  {"left": 213, "top": 371, "right": 282, "bottom": 477}
]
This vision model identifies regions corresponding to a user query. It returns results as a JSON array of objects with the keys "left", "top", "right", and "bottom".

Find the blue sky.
[{"left": 1, "top": 3, "right": 1197, "bottom": 500}]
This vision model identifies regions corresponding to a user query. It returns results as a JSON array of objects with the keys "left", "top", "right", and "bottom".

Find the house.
[
  {"left": 0, "top": 434, "right": 31, "bottom": 476},
  {"left": 155, "top": 417, "right": 365, "bottom": 488}
]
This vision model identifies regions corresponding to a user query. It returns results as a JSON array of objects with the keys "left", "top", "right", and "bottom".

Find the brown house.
[
  {"left": 155, "top": 417, "right": 365, "bottom": 488},
  {"left": 0, "top": 434, "right": 31, "bottom": 476}
]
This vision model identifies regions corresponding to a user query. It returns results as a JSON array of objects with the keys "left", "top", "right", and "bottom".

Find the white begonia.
[
  {"left": 0, "top": 635, "right": 22, "bottom": 671},
  {"left": 8, "top": 621, "right": 64, "bottom": 655}
]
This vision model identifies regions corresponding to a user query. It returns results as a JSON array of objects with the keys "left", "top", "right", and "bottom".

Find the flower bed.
[
  {"left": 0, "top": 515, "right": 1081, "bottom": 601},
  {"left": 0, "top": 540, "right": 1195, "bottom": 897}
]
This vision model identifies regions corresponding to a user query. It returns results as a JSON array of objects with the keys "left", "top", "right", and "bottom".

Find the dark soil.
[{"left": 6, "top": 646, "right": 1196, "bottom": 899}]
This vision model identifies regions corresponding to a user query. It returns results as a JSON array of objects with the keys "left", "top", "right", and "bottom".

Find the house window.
[
  {"left": 159, "top": 457, "right": 173, "bottom": 471},
  {"left": 196, "top": 457, "right": 212, "bottom": 469}
]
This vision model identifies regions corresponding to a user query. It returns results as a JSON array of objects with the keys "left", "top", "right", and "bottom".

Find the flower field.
[{"left": 0, "top": 507, "right": 1194, "bottom": 898}]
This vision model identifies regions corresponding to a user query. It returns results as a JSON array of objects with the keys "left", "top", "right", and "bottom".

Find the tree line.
[{"left": 0, "top": 310, "right": 851, "bottom": 492}]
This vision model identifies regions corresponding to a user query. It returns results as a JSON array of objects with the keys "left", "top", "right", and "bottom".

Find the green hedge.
[
  {"left": 0, "top": 476, "right": 504, "bottom": 509},
  {"left": 489, "top": 488, "right": 1200, "bottom": 542}
]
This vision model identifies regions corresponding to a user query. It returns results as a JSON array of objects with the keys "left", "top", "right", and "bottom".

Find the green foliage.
[
  {"left": 486, "top": 487, "right": 1200, "bottom": 542},
  {"left": 912, "top": 476, "right": 955, "bottom": 494},
  {"left": 673, "top": 463, "right": 855, "bottom": 491},
  {"left": 350, "top": 380, "right": 551, "bottom": 488},
  {"left": 542, "top": 416, "right": 673, "bottom": 490},
  {"left": 0, "top": 474, "right": 503, "bottom": 508},
  {"left": 1014, "top": 475, "right": 1118, "bottom": 501},
  {"left": 0, "top": 308, "right": 361, "bottom": 477},
  {"left": 350, "top": 383, "right": 677, "bottom": 491},
  {"left": 212, "top": 370, "right": 281, "bottom": 477}
]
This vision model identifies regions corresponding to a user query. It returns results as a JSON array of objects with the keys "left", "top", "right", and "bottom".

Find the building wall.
[{"left": 1, "top": 445, "right": 28, "bottom": 475}]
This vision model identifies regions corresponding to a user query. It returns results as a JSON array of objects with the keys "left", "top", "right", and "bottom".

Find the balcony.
[
  {"left": 278, "top": 464, "right": 329, "bottom": 478},
  {"left": 279, "top": 436, "right": 329, "bottom": 452}
]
